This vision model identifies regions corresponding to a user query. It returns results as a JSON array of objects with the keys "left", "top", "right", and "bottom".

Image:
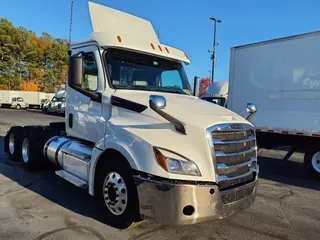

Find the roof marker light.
[
  {"left": 165, "top": 47, "right": 170, "bottom": 53},
  {"left": 117, "top": 36, "right": 122, "bottom": 42},
  {"left": 158, "top": 45, "right": 163, "bottom": 51},
  {"left": 184, "top": 53, "right": 189, "bottom": 59},
  {"left": 150, "top": 43, "right": 155, "bottom": 50}
]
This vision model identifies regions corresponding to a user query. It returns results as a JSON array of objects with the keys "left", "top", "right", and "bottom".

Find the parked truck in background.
[
  {"left": 228, "top": 31, "right": 320, "bottom": 176},
  {"left": 3, "top": 2, "right": 259, "bottom": 228},
  {"left": 202, "top": 81, "right": 229, "bottom": 107},
  {"left": 0, "top": 90, "right": 54, "bottom": 109},
  {"left": 0, "top": 90, "right": 29, "bottom": 109},
  {"left": 19, "top": 91, "right": 55, "bottom": 109}
]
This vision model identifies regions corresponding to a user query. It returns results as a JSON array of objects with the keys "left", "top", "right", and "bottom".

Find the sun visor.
[{"left": 88, "top": 2, "right": 160, "bottom": 43}]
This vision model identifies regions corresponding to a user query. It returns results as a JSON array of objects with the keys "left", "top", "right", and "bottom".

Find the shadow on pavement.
[
  {"left": 0, "top": 136, "right": 110, "bottom": 226},
  {"left": 258, "top": 155, "right": 320, "bottom": 191},
  {"left": 0, "top": 135, "right": 319, "bottom": 231}
]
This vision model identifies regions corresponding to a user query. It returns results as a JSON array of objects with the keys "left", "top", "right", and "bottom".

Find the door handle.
[{"left": 68, "top": 113, "right": 73, "bottom": 128}]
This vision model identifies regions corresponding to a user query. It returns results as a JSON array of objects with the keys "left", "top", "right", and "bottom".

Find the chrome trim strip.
[
  {"left": 219, "top": 166, "right": 257, "bottom": 181},
  {"left": 209, "top": 123, "right": 253, "bottom": 132},
  {"left": 217, "top": 157, "right": 257, "bottom": 170},
  {"left": 212, "top": 136, "right": 255, "bottom": 144},
  {"left": 215, "top": 146, "right": 256, "bottom": 157}
]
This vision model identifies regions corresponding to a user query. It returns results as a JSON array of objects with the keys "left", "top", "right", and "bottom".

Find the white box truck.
[
  {"left": 0, "top": 90, "right": 29, "bottom": 109},
  {"left": 228, "top": 31, "right": 320, "bottom": 176},
  {"left": 19, "top": 91, "right": 55, "bottom": 109},
  {"left": 3, "top": 2, "right": 259, "bottom": 229}
]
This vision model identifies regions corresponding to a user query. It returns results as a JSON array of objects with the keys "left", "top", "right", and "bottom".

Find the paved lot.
[{"left": 0, "top": 108, "right": 320, "bottom": 240}]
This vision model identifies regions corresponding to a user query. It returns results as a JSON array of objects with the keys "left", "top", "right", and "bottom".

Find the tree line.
[{"left": 0, "top": 18, "right": 69, "bottom": 92}]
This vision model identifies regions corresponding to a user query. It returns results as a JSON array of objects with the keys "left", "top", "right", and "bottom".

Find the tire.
[
  {"left": 20, "top": 127, "right": 56, "bottom": 171},
  {"left": 95, "top": 156, "right": 141, "bottom": 229},
  {"left": 5, "top": 126, "right": 23, "bottom": 162},
  {"left": 16, "top": 104, "right": 21, "bottom": 110},
  {"left": 304, "top": 151, "right": 320, "bottom": 177}
]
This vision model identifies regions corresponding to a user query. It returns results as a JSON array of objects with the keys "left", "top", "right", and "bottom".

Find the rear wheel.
[
  {"left": 96, "top": 156, "right": 141, "bottom": 229},
  {"left": 6, "top": 127, "right": 23, "bottom": 162},
  {"left": 304, "top": 151, "right": 320, "bottom": 177},
  {"left": 20, "top": 127, "right": 55, "bottom": 171}
]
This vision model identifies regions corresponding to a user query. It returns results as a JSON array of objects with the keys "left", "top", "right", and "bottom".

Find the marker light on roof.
[
  {"left": 150, "top": 43, "right": 155, "bottom": 50},
  {"left": 158, "top": 45, "right": 163, "bottom": 51},
  {"left": 117, "top": 36, "right": 122, "bottom": 42},
  {"left": 165, "top": 47, "right": 170, "bottom": 53}
]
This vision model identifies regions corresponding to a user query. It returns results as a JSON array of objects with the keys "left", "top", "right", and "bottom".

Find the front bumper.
[{"left": 134, "top": 175, "right": 257, "bottom": 225}]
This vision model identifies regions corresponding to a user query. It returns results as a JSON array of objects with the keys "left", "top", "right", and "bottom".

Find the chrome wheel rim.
[
  {"left": 22, "top": 138, "right": 29, "bottom": 163},
  {"left": 9, "top": 133, "right": 15, "bottom": 155},
  {"left": 311, "top": 151, "right": 320, "bottom": 173},
  {"left": 103, "top": 171, "right": 128, "bottom": 216},
  {"left": 17, "top": 105, "right": 20, "bottom": 109}
]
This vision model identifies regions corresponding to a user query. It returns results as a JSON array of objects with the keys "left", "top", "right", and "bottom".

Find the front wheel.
[
  {"left": 304, "top": 151, "right": 320, "bottom": 177},
  {"left": 96, "top": 157, "right": 141, "bottom": 229},
  {"left": 16, "top": 104, "right": 21, "bottom": 110}
]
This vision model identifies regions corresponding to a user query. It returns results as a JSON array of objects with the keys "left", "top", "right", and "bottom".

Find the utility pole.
[
  {"left": 209, "top": 17, "right": 221, "bottom": 83},
  {"left": 69, "top": 0, "right": 74, "bottom": 46}
]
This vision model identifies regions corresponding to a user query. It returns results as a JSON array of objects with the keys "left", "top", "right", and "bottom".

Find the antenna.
[{"left": 68, "top": 0, "right": 74, "bottom": 46}]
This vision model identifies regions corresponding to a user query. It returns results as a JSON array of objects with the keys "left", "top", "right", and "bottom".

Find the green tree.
[{"left": 0, "top": 18, "right": 68, "bottom": 92}]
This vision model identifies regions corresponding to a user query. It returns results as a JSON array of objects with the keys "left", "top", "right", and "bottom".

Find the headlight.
[{"left": 153, "top": 148, "right": 201, "bottom": 176}]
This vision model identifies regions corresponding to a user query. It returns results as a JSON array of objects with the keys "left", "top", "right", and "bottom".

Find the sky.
[{"left": 1, "top": 0, "right": 320, "bottom": 82}]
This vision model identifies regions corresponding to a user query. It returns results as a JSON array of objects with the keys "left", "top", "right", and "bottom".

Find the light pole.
[{"left": 209, "top": 17, "right": 221, "bottom": 82}]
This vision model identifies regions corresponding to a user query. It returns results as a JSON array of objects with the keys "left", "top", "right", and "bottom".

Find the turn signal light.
[{"left": 153, "top": 147, "right": 168, "bottom": 171}]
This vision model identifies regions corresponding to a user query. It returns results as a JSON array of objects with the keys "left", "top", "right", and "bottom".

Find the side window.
[
  {"left": 161, "top": 70, "right": 183, "bottom": 89},
  {"left": 12, "top": 98, "right": 16, "bottom": 101},
  {"left": 82, "top": 53, "right": 98, "bottom": 91}
]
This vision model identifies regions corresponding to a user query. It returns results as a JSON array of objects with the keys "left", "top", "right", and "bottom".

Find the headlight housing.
[{"left": 153, "top": 148, "right": 201, "bottom": 176}]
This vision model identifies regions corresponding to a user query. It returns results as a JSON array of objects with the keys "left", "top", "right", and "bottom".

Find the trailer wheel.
[
  {"left": 96, "top": 156, "right": 141, "bottom": 229},
  {"left": 304, "top": 151, "right": 320, "bottom": 177},
  {"left": 5, "top": 127, "right": 23, "bottom": 162}
]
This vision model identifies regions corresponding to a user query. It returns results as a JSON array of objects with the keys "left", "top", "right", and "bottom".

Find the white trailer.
[
  {"left": 228, "top": 31, "right": 320, "bottom": 176},
  {"left": 4, "top": 2, "right": 258, "bottom": 229}
]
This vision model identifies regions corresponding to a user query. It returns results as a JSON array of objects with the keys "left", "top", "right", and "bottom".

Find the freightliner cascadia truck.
[{"left": 3, "top": 2, "right": 259, "bottom": 229}]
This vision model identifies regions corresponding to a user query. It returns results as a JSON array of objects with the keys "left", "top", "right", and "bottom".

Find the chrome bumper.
[{"left": 134, "top": 175, "right": 257, "bottom": 225}]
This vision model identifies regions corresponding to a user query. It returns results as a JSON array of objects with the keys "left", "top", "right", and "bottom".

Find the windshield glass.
[
  {"left": 105, "top": 49, "right": 191, "bottom": 95},
  {"left": 17, "top": 97, "right": 24, "bottom": 102},
  {"left": 202, "top": 97, "right": 226, "bottom": 107}
]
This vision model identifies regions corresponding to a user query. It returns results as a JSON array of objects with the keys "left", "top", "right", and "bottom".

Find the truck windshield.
[
  {"left": 17, "top": 97, "right": 24, "bottom": 102},
  {"left": 105, "top": 49, "right": 191, "bottom": 95},
  {"left": 202, "top": 97, "right": 226, "bottom": 107}
]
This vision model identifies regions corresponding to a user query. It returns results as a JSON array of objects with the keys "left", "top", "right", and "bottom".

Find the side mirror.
[
  {"left": 68, "top": 54, "right": 83, "bottom": 88},
  {"left": 193, "top": 76, "right": 200, "bottom": 96},
  {"left": 149, "top": 95, "right": 166, "bottom": 109},
  {"left": 246, "top": 103, "right": 257, "bottom": 122}
]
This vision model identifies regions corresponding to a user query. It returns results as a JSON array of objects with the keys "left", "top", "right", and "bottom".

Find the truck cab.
[
  {"left": 202, "top": 81, "right": 229, "bottom": 107},
  {"left": 4, "top": 2, "right": 258, "bottom": 229},
  {"left": 11, "top": 97, "right": 28, "bottom": 109}
]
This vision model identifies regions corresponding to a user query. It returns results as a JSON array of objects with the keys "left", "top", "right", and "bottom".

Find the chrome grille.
[
  {"left": 207, "top": 123, "right": 258, "bottom": 195},
  {"left": 221, "top": 185, "right": 255, "bottom": 204}
]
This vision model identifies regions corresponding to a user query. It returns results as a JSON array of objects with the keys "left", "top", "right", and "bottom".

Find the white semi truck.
[
  {"left": 202, "top": 81, "right": 229, "bottom": 107},
  {"left": 3, "top": 2, "right": 259, "bottom": 228},
  {"left": 228, "top": 31, "right": 320, "bottom": 176}
]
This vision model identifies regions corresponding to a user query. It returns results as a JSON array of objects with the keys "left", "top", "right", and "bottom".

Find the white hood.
[{"left": 113, "top": 90, "right": 250, "bottom": 129}]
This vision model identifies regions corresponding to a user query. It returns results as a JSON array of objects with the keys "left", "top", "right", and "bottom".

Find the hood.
[{"left": 113, "top": 90, "right": 250, "bottom": 129}]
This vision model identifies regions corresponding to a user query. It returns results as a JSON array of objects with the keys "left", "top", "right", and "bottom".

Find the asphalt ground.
[{"left": 0, "top": 108, "right": 319, "bottom": 240}]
